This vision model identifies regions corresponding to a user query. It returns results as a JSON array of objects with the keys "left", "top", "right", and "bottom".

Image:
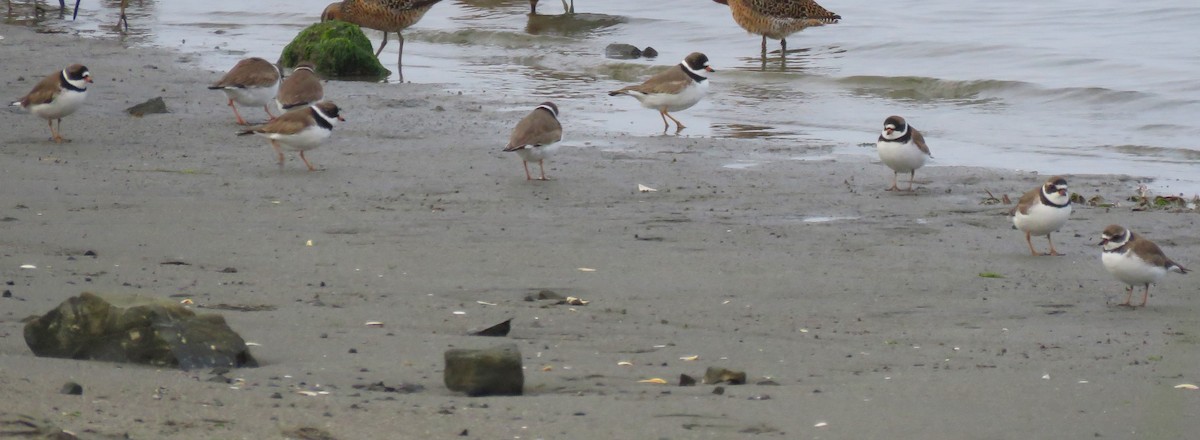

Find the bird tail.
[
  {"left": 1171, "top": 262, "right": 1189, "bottom": 274},
  {"left": 236, "top": 129, "right": 257, "bottom": 136}
]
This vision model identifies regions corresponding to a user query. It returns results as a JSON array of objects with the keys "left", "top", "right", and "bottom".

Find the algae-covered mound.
[
  {"left": 279, "top": 20, "right": 390, "bottom": 80},
  {"left": 24, "top": 292, "right": 257, "bottom": 370}
]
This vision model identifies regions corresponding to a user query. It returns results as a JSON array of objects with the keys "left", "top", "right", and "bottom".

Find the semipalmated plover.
[
  {"left": 503, "top": 102, "right": 563, "bottom": 181},
  {"left": 876, "top": 115, "right": 931, "bottom": 191},
  {"left": 321, "top": 0, "right": 445, "bottom": 81},
  {"left": 276, "top": 62, "right": 324, "bottom": 112},
  {"left": 209, "top": 57, "right": 281, "bottom": 125},
  {"left": 1100, "top": 224, "right": 1189, "bottom": 307},
  {"left": 12, "top": 64, "right": 92, "bottom": 143},
  {"left": 1011, "top": 176, "right": 1072, "bottom": 256},
  {"left": 237, "top": 101, "right": 344, "bottom": 171},
  {"left": 712, "top": 0, "right": 840, "bottom": 55},
  {"left": 608, "top": 52, "right": 714, "bottom": 133}
]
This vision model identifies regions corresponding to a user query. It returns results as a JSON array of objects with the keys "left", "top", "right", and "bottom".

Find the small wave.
[
  {"left": 1104, "top": 145, "right": 1200, "bottom": 162},
  {"left": 409, "top": 28, "right": 573, "bottom": 48},
  {"left": 837, "top": 75, "right": 1031, "bottom": 102}
]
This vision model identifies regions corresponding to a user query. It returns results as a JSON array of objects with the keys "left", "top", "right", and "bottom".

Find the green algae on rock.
[
  {"left": 24, "top": 292, "right": 257, "bottom": 370},
  {"left": 279, "top": 20, "right": 390, "bottom": 80}
]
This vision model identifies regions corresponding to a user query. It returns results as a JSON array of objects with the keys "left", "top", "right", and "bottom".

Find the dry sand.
[{"left": 2, "top": 23, "right": 1199, "bottom": 439}]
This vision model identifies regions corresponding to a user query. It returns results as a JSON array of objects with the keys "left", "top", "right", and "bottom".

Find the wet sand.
[{"left": 1, "top": 24, "right": 1199, "bottom": 439}]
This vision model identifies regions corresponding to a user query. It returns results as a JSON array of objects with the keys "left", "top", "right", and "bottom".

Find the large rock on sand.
[
  {"left": 278, "top": 20, "right": 390, "bottom": 80},
  {"left": 24, "top": 292, "right": 257, "bottom": 370},
  {"left": 444, "top": 344, "right": 524, "bottom": 396}
]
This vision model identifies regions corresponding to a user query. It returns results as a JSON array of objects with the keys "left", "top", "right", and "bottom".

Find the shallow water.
[{"left": 27, "top": 0, "right": 1200, "bottom": 194}]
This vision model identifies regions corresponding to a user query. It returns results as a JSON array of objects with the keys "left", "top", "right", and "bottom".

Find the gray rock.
[
  {"left": 444, "top": 343, "right": 523, "bottom": 396},
  {"left": 59, "top": 381, "right": 82, "bottom": 395},
  {"left": 24, "top": 292, "right": 257, "bottom": 370},
  {"left": 703, "top": 366, "right": 746, "bottom": 385},
  {"left": 641, "top": 46, "right": 658, "bottom": 58},
  {"left": 605, "top": 43, "right": 642, "bottom": 60},
  {"left": 126, "top": 97, "right": 168, "bottom": 117}
]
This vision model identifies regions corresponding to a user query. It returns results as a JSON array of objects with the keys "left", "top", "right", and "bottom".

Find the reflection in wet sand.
[{"left": 524, "top": 12, "right": 622, "bottom": 36}]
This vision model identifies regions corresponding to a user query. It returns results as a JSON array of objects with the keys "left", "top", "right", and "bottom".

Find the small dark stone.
[
  {"left": 573, "top": 412, "right": 586, "bottom": 416},
  {"left": 712, "top": 386, "right": 725, "bottom": 395},
  {"left": 605, "top": 43, "right": 642, "bottom": 59},
  {"left": 126, "top": 97, "right": 168, "bottom": 117},
  {"left": 471, "top": 318, "right": 512, "bottom": 337},
  {"left": 348, "top": 348, "right": 358, "bottom": 354},
  {"left": 60, "top": 381, "right": 83, "bottom": 395},
  {"left": 2, "top": 290, "right": 11, "bottom": 298},
  {"left": 679, "top": 374, "right": 696, "bottom": 386},
  {"left": 527, "top": 290, "right": 564, "bottom": 301},
  {"left": 218, "top": 267, "right": 238, "bottom": 273},
  {"left": 459, "top": 429, "right": 468, "bottom": 436},
  {"left": 83, "top": 250, "right": 97, "bottom": 257},
  {"left": 270, "top": 392, "right": 283, "bottom": 399},
  {"left": 641, "top": 46, "right": 658, "bottom": 58},
  {"left": 756, "top": 379, "right": 780, "bottom": 386}
]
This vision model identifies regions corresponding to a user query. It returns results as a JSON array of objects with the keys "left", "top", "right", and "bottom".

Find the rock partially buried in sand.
[
  {"left": 278, "top": 21, "right": 390, "bottom": 80},
  {"left": 125, "top": 97, "right": 168, "bottom": 117},
  {"left": 444, "top": 343, "right": 524, "bottom": 396},
  {"left": 703, "top": 366, "right": 747, "bottom": 385},
  {"left": 24, "top": 292, "right": 257, "bottom": 370}
]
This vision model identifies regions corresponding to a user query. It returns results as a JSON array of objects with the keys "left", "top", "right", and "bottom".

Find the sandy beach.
[{"left": 2, "top": 23, "right": 1199, "bottom": 439}]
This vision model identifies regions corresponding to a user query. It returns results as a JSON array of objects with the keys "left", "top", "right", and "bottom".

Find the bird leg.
[
  {"left": 537, "top": 159, "right": 548, "bottom": 180},
  {"left": 1118, "top": 285, "right": 1134, "bottom": 307},
  {"left": 521, "top": 160, "right": 532, "bottom": 181},
  {"left": 906, "top": 170, "right": 916, "bottom": 191},
  {"left": 299, "top": 150, "right": 316, "bottom": 171},
  {"left": 395, "top": 33, "right": 405, "bottom": 82},
  {"left": 228, "top": 99, "right": 248, "bottom": 125},
  {"left": 1024, "top": 231, "right": 1040, "bottom": 256},
  {"left": 117, "top": 0, "right": 128, "bottom": 31},
  {"left": 270, "top": 140, "right": 285, "bottom": 166},
  {"left": 263, "top": 105, "right": 277, "bottom": 121},
  {"left": 561, "top": 0, "right": 573, "bottom": 14},
  {"left": 1139, "top": 285, "right": 1151, "bottom": 307},
  {"left": 661, "top": 108, "right": 686, "bottom": 132},
  {"left": 1045, "top": 234, "right": 1062, "bottom": 256},
  {"left": 760, "top": 35, "right": 767, "bottom": 57},
  {"left": 375, "top": 32, "right": 388, "bottom": 57},
  {"left": 781, "top": 37, "right": 788, "bottom": 55},
  {"left": 886, "top": 171, "right": 900, "bottom": 191}
]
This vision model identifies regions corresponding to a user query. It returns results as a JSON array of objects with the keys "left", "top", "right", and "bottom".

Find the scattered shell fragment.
[
  {"left": 179, "top": 298, "right": 194, "bottom": 305},
  {"left": 476, "top": 301, "right": 498, "bottom": 306},
  {"left": 296, "top": 390, "right": 320, "bottom": 397},
  {"left": 577, "top": 267, "right": 596, "bottom": 272},
  {"left": 617, "top": 361, "right": 633, "bottom": 366},
  {"left": 245, "top": 342, "right": 262, "bottom": 347},
  {"left": 541, "top": 366, "right": 553, "bottom": 372},
  {"left": 1042, "top": 374, "right": 1051, "bottom": 380},
  {"left": 638, "top": 378, "right": 668, "bottom": 384},
  {"left": 452, "top": 311, "right": 467, "bottom": 315},
  {"left": 305, "top": 240, "right": 313, "bottom": 247},
  {"left": 814, "top": 422, "right": 828, "bottom": 428},
  {"left": 564, "top": 296, "right": 589, "bottom": 305},
  {"left": 364, "top": 321, "right": 385, "bottom": 327},
  {"left": 637, "top": 184, "right": 657, "bottom": 192},
  {"left": 19, "top": 264, "right": 36, "bottom": 269},
  {"left": 679, "top": 355, "right": 700, "bottom": 361},
  {"left": 1174, "top": 384, "right": 1198, "bottom": 390}
]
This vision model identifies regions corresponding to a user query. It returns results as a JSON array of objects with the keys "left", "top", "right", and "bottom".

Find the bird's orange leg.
[
  {"left": 228, "top": 99, "right": 248, "bottom": 125},
  {"left": 270, "top": 140, "right": 285, "bottom": 166}
]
